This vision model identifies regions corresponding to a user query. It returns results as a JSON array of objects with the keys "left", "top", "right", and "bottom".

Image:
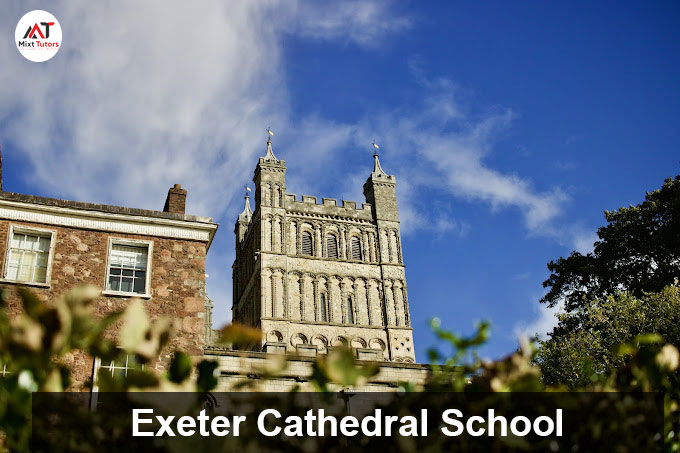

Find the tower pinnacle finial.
[
  {"left": 239, "top": 185, "right": 253, "bottom": 222},
  {"left": 371, "top": 141, "right": 387, "bottom": 176},
  {"left": 263, "top": 127, "right": 278, "bottom": 161}
]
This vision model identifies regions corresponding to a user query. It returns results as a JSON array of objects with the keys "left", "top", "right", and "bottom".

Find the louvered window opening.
[
  {"left": 301, "top": 232, "right": 313, "bottom": 256},
  {"left": 326, "top": 235, "right": 338, "bottom": 259},
  {"left": 351, "top": 237, "right": 362, "bottom": 260},
  {"left": 347, "top": 297, "right": 355, "bottom": 324},
  {"left": 320, "top": 294, "right": 328, "bottom": 322}
]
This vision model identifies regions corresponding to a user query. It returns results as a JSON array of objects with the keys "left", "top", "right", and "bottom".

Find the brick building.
[{"left": 0, "top": 154, "right": 217, "bottom": 387}]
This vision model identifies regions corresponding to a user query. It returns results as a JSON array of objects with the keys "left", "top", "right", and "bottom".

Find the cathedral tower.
[{"left": 232, "top": 136, "right": 415, "bottom": 363}]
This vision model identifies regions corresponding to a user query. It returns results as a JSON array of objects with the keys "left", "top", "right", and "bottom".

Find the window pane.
[
  {"left": 18, "top": 265, "right": 31, "bottom": 281},
  {"left": 108, "top": 276, "right": 120, "bottom": 291},
  {"left": 110, "top": 245, "right": 147, "bottom": 269},
  {"left": 120, "top": 277, "right": 133, "bottom": 293},
  {"left": 38, "top": 237, "right": 51, "bottom": 252},
  {"left": 6, "top": 263, "right": 19, "bottom": 280},
  {"left": 33, "top": 267, "right": 47, "bottom": 284},
  {"left": 133, "top": 274, "right": 146, "bottom": 294},
  {"left": 22, "top": 252, "right": 36, "bottom": 268},
  {"left": 36, "top": 253, "right": 48, "bottom": 267},
  {"left": 122, "top": 269, "right": 134, "bottom": 277},
  {"left": 25, "top": 235, "right": 39, "bottom": 250},
  {"left": 7, "top": 250, "right": 21, "bottom": 267},
  {"left": 110, "top": 267, "right": 122, "bottom": 276},
  {"left": 10, "top": 234, "right": 22, "bottom": 249}
]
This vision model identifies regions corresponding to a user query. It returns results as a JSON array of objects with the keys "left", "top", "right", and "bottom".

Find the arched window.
[
  {"left": 347, "top": 297, "right": 355, "bottom": 324},
  {"left": 301, "top": 231, "right": 313, "bottom": 256},
  {"left": 320, "top": 293, "right": 327, "bottom": 322},
  {"left": 326, "top": 234, "right": 338, "bottom": 259},
  {"left": 351, "top": 236, "right": 362, "bottom": 260}
]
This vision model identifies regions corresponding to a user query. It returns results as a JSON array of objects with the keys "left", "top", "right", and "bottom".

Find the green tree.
[
  {"left": 541, "top": 175, "right": 680, "bottom": 313},
  {"left": 535, "top": 284, "right": 680, "bottom": 387}
]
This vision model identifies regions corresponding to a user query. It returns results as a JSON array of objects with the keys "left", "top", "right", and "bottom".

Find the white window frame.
[
  {"left": 2, "top": 224, "right": 56, "bottom": 288},
  {"left": 90, "top": 353, "right": 144, "bottom": 411},
  {"left": 102, "top": 237, "right": 153, "bottom": 299}
]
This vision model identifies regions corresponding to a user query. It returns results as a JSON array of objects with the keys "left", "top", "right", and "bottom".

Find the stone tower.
[{"left": 232, "top": 136, "right": 415, "bottom": 363}]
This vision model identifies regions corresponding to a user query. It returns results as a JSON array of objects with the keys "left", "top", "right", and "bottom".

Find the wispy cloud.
[
  {"left": 288, "top": 0, "right": 412, "bottom": 48},
  {"left": 512, "top": 271, "right": 532, "bottom": 281},
  {"left": 554, "top": 161, "right": 578, "bottom": 171},
  {"left": 564, "top": 134, "right": 582, "bottom": 145},
  {"left": 514, "top": 297, "right": 564, "bottom": 341}
]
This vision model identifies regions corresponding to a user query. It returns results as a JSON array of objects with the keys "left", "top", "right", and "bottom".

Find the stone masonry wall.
[
  {"left": 205, "top": 348, "right": 431, "bottom": 392},
  {"left": 0, "top": 219, "right": 209, "bottom": 389}
]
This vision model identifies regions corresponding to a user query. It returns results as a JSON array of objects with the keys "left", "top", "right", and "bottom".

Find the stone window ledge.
[
  {"left": 101, "top": 290, "right": 152, "bottom": 300},
  {"left": 0, "top": 279, "right": 51, "bottom": 289}
]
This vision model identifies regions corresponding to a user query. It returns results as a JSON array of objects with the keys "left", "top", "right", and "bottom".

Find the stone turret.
[
  {"left": 253, "top": 133, "right": 286, "bottom": 211},
  {"left": 236, "top": 188, "right": 252, "bottom": 245},
  {"left": 363, "top": 150, "right": 398, "bottom": 222}
]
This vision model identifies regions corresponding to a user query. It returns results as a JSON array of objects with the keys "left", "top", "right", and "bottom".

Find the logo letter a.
[{"left": 24, "top": 24, "right": 45, "bottom": 39}]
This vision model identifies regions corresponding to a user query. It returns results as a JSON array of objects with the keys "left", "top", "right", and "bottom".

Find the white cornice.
[{"left": 0, "top": 199, "right": 218, "bottom": 249}]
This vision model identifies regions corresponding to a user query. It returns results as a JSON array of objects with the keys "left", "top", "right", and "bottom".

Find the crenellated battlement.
[{"left": 283, "top": 193, "right": 373, "bottom": 220}]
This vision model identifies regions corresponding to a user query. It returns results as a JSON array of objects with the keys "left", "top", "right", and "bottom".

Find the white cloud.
[
  {"left": 288, "top": 0, "right": 412, "bottom": 47},
  {"left": 512, "top": 271, "right": 532, "bottom": 281},
  {"left": 570, "top": 229, "right": 598, "bottom": 254},
  {"left": 514, "top": 299, "right": 564, "bottom": 341}
]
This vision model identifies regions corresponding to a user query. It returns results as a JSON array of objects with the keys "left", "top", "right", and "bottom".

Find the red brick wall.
[{"left": 0, "top": 219, "right": 208, "bottom": 389}]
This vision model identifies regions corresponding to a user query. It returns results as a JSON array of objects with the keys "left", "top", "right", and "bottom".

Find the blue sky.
[{"left": 1, "top": 1, "right": 678, "bottom": 361}]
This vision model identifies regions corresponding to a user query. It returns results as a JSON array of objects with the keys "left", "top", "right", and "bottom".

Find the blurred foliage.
[{"left": 0, "top": 285, "right": 677, "bottom": 451}]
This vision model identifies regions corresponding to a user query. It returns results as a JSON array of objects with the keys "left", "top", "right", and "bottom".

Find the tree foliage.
[
  {"left": 541, "top": 175, "right": 680, "bottom": 312},
  {"left": 535, "top": 284, "right": 680, "bottom": 387}
]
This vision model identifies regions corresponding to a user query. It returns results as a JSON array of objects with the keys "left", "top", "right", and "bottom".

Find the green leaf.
[
  {"left": 196, "top": 360, "right": 218, "bottom": 392},
  {"left": 168, "top": 351, "right": 193, "bottom": 384}
]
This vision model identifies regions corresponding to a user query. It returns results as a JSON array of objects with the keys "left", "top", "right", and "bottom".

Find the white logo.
[{"left": 15, "top": 10, "right": 62, "bottom": 62}]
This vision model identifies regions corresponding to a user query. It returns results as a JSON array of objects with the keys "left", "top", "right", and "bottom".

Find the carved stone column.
[
  {"left": 314, "top": 223, "right": 322, "bottom": 258},
  {"left": 339, "top": 226, "right": 347, "bottom": 260}
]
